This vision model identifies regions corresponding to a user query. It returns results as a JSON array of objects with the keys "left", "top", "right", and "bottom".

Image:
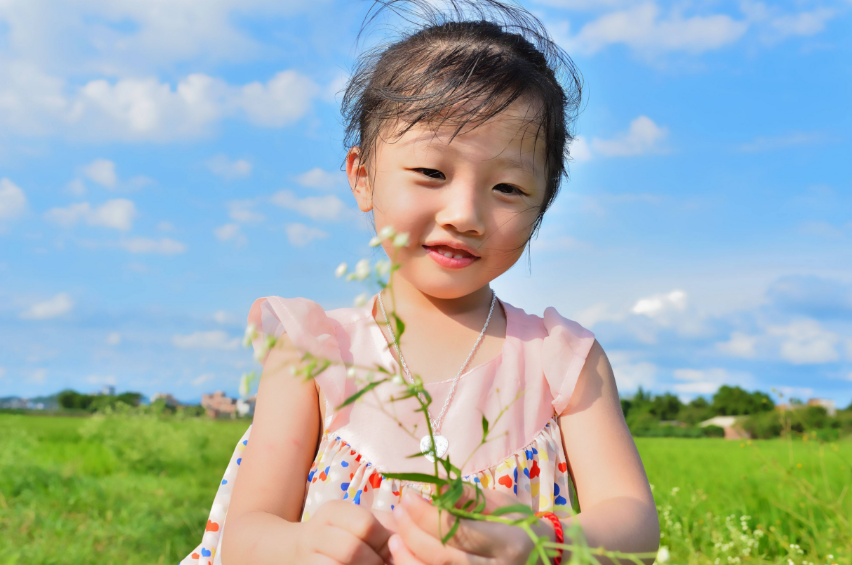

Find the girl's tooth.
[
  {"left": 453, "top": 254, "right": 463, "bottom": 259},
  {"left": 442, "top": 251, "right": 453, "bottom": 258}
]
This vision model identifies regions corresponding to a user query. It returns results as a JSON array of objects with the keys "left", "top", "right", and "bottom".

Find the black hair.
[{"left": 342, "top": 0, "right": 583, "bottom": 238}]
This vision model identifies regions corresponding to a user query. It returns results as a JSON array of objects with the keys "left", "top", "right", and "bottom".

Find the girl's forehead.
[{"left": 386, "top": 103, "right": 547, "bottom": 164}]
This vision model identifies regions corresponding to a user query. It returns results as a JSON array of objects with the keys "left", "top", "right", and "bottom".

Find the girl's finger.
[
  {"left": 404, "top": 490, "right": 523, "bottom": 555},
  {"left": 388, "top": 534, "right": 429, "bottom": 565},
  {"left": 325, "top": 503, "right": 394, "bottom": 562},
  {"left": 394, "top": 500, "right": 492, "bottom": 565},
  {"left": 317, "top": 526, "right": 387, "bottom": 565},
  {"left": 448, "top": 482, "right": 525, "bottom": 516}
]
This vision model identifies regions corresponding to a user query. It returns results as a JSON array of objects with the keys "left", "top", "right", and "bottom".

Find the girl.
[{"left": 183, "top": 1, "right": 660, "bottom": 564}]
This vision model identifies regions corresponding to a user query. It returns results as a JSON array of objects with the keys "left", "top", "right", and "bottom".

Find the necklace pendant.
[{"left": 419, "top": 435, "right": 449, "bottom": 462}]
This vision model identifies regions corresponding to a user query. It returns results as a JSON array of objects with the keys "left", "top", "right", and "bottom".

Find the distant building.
[
  {"left": 100, "top": 385, "right": 116, "bottom": 396},
  {"left": 699, "top": 415, "right": 750, "bottom": 440},
  {"left": 201, "top": 391, "right": 237, "bottom": 418},
  {"left": 151, "top": 393, "right": 180, "bottom": 407},
  {"left": 776, "top": 398, "right": 837, "bottom": 417},
  {"left": 236, "top": 395, "right": 256, "bottom": 417}
]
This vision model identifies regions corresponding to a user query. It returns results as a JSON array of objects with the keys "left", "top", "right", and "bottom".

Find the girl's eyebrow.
[{"left": 486, "top": 154, "right": 536, "bottom": 173}]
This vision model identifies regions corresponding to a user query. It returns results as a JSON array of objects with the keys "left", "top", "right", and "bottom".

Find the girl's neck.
[{"left": 380, "top": 275, "right": 495, "bottom": 330}]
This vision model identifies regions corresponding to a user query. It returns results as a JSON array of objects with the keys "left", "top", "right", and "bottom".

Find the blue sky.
[{"left": 0, "top": 0, "right": 850, "bottom": 406}]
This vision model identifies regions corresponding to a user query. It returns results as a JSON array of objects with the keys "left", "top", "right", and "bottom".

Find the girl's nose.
[{"left": 434, "top": 180, "right": 486, "bottom": 236}]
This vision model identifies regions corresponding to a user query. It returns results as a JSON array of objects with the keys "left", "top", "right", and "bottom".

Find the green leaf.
[
  {"left": 491, "top": 503, "right": 535, "bottom": 517},
  {"left": 440, "top": 516, "right": 461, "bottom": 545},
  {"left": 440, "top": 478, "right": 464, "bottom": 507},
  {"left": 335, "top": 379, "right": 387, "bottom": 409},
  {"left": 481, "top": 413, "right": 489, "bottom": 439},
  {"left": 392, "top": 312, "right": 405, "bottom": 342},
  {"left": 381, "top": 472, "right": 448, "bottom": 486}
]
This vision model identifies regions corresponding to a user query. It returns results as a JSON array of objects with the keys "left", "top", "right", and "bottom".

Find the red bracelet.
[{"left": 535, "top": 511, "right": 564, "bottom": 565}]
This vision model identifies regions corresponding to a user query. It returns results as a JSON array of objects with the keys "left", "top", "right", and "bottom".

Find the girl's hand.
[
  {"left": 297, "top": 500, "right": 394, "bottom": 565},
  {"left": 389, "top": 486, "right": 557, "bottom": 565}
]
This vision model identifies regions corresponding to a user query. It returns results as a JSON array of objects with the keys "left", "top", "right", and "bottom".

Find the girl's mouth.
[{"left": 423, "top": 245, "right": 479, "bottom": 269}]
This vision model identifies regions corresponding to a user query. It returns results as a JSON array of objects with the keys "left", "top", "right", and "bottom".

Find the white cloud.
[
  {"left": 119, "top": 237, "right": 186, "bottom": 255},
  {"left": 207, "top": 154, "right": 252, "bottom": 180},
  {"left": 607, "top": 351, "right": 657, "bottom": 391},
  {"left": 286, "top": 223, "right": 329, "bottom": 247},
  {"left": 0, "top": 178, "right": 27, "bottom": 220},
  {"left": 172, "top": 331, "right": 239, "bottom": 350},
  {"left": 591, "top": 116, "right": 668, "bottom": 157},
  {"left": 83, "top": 159, "right": 117, "bottom": 188},
  {"left": 214, "top": 223, "right": 247, "bottom": 245},
  {"left": 240, "top": 70, "right": 320, "bottom": 127},
  {"left": 271, "top": 190, "right": 349, "bottom": 221},
  {"left": 741, "top": 2, "right": 836, "bottom": 42},
  {"left": 569, "top": 135, "right": 593, "bottom": 162},
  {"left": 767, "top": 320, "right": 839, "bottom": 364},
  {"left": 0, "top": 0, "right": 327, "bottom": 78},
  {"left": 20, "top": 293, "right": 74, "bottom": 320},
  {"left": 564, "top": 3, "right": 748, "bottom": 56},
  {"left": 774, "top": 386, "right": 815, "bottom": 401},
  {"left": 631, "top": 289, "right": 686, "bottom": 317},
  {"left": 716, "top": 332, "right": 758, "bottom": 358},
  {"left": 534, "top": 0, "right": 638, "bottom": 9},
  {"left": 157, "top": 221, "right": 174, "bottom": 232},
  {"left": 86, "top": 374, "right": 117, "bottom": 385},
  {"left": 671, "top": 367, "right": 753, "bottom": 396},
  {"left": 296, "top": 167, "right": 345, "bottom": 190},
  {"left": 44, "top": 199, "right": 136, "bottom": 231},
  {"left": 29, "top": 369, "right": 48, "bottom": 384},
  {"left": 193, "top": 373, "right": 216, "bottom": 386},
  {"left": 106, "top": 332, "right": 121, "bottom": 345},
  {"left": 213, "top": 311, "right": 231, "bottom": 324},
  {"left": 66, "top": 179, "right": 86, "bottom": 196},
  {"left": 0, "top": 367, "right": 6, "bottom": 379},
  {"left": 0, "top": 66, "right": 320, "bottom": 141},
  {"left": 738, "top": 131, "right": 825, "bottom": 152},
  {"left": 572, "top": 302, "right": 623, "bottom": 328},
  {"left": 228, "top": 200, "right": 265, "bottom": 223}
]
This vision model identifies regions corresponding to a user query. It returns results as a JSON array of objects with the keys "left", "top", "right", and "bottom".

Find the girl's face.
[{"left": 348, "top": 99, "right": 549, "bottom": 300}]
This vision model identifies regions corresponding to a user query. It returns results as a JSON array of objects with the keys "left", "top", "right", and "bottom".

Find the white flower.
[
  {"left": 254, "top": 342, "right": 269, "bottom": 362},
  {"left": 368, "top": 236, "right": 382, "bottom": 247},
  {"left": 393, "top": 232, "right": 410, "bottom": 248},
  {"left": 656, "top": 546, "right": 670, "bottom": 564},
  {"left": 335, "top": 262, "right": 348, "bottom": 278},
  {"left": 239, "top": 372, "right": 255, "bottom": 398},
  {"left": 378, "top": 225, "right": 395, "bottom": 240},
  {"left": 346, "top": 367, "right": 356, "bottom": 379},
  {"left": 375, "top": 260, "right": 391, "bottom": 277},
  {"left": 242, "top": 323, "right": 258, "bottom": 348},
  {"left": 354, "top": 292, "right": 368, "bottom": 307},
  {"left": 392, "top": 374, "right": 404, "bottom": 385},
  {"left": 354, "top": 259, "right": 371, "bottom": 281}
]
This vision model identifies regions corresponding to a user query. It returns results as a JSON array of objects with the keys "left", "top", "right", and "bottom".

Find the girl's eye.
[
  {"left": 414, "top": 168, "right": 445, "bottom": 180},
  {"left": 494, "top": 183, "right": 524, "bottom": 196}
]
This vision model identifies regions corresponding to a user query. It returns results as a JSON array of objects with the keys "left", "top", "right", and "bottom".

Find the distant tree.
[
  {"left": 649, "top": 393, "right": 682, "bottom": 421},
  {"left": 620, "top": 398, "right": 632, "bottom": 417},
  {"left": 57, "top": 390, "right": 94, "bottom": 411},
  {"left": 116, "top": 392, "right": 143, "bottom": 407},
  {"left": 711, "top": 386, "right": 774, "bottom": 415},
  {"left": 689, "top": 397, "right": 709, "bottom": 409}
]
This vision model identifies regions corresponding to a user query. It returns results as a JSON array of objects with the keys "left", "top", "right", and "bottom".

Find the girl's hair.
[{"left": 342, "top": 0, "right": 583, "bottom": 238}]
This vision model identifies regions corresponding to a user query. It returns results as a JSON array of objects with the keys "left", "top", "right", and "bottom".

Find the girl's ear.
[{"left": 346, "top": 147, "right": 373, "bottom": 212}]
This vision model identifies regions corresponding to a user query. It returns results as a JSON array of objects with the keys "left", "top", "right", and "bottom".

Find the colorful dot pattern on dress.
[{"left": 180, "top": 415, "right": 574, "bottom": 565}]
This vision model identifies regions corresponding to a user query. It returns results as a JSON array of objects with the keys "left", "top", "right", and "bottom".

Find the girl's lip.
[{"left": 423, "top": 245, "right": 479, "bottom": 269}]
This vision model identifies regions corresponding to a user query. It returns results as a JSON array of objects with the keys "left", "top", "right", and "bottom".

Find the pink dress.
[{"left": 181, "top": 293, "right": 595, "bottom": 564}]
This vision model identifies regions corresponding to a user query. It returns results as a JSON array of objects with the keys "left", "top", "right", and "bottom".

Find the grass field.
[{"left": 1, "top": 413, "right": 849, "bottom": 565}]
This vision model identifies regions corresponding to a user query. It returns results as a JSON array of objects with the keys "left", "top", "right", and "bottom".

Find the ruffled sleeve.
[
  {"left": 541, "top": 307, "right": 596, "bottom": 417},
  {"left": 247, "top": 296, "right": 345, "bottom": 426}
]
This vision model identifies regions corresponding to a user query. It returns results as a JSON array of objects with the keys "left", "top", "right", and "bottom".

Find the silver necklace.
[{"left": 377, "top": 289, "right": 497, "bottom": 462}]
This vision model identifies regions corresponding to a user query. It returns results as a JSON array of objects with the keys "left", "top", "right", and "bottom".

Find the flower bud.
[
  {"left": 242, "top": 323, "right": 258, "bottom": 348},
  {"left": 393, "top": 233, "right": 410, "bottom": 248},
  {"left": 335, "top": 262, "right": 348, "bottom": 278},
  {"left": 353, "top": 292, "right": 368, "bottom": 307},
  {"left": 378, "top": 225, "right": 395, "bottom": 240},
  {"left": 368, "top": 236, "right": 382, "bottom": 247},
  {"left": 354, "top": 259, "right": 371, "bottom": 281}
]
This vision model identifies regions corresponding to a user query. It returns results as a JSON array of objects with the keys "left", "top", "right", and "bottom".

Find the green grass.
[{"left": 1, "top": 414, "right": 849, "bottom": 565}]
